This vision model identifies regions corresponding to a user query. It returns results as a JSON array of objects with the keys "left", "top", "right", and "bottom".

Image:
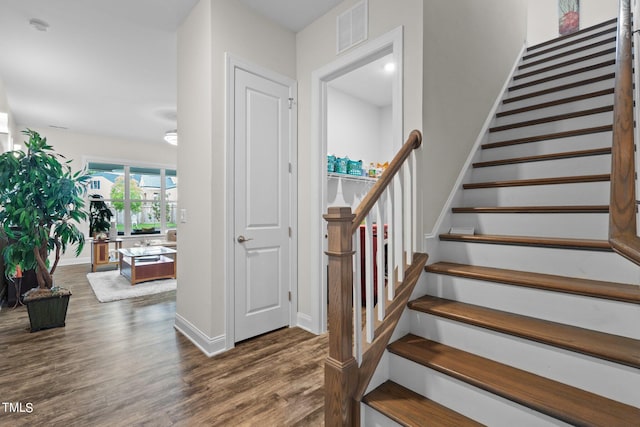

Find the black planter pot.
[{"left": 24, "top": 293, "right": 71, "bottom": 332}]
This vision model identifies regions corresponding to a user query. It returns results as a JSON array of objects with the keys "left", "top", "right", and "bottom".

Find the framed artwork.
[{"left": 559, "top": 0, "right": 580, "bottom": 35}]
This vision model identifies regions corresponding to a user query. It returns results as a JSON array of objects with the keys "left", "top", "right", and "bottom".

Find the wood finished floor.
[{"left": 0, "top": 264, "right": 327, "bottom": 426}]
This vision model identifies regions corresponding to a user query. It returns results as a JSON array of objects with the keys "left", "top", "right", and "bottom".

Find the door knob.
[{"left": 237, "top": 235, "right": 253, "bottom": 243}]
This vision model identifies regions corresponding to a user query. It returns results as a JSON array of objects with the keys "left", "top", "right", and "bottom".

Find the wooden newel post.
[{"left": 324, "top": 206, "right": 358, "bottom": 426}]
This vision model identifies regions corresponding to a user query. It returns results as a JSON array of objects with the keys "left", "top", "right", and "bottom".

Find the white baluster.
[
  {"left": 376, "top": 200, "right": 385, "bottom": 322},
  {"left": 353, "top": 233, "right": 362, "bottom": 362},
  {"left": 365, "top": 214, "right": 375, "bottom": 343},
  {"left": 386, "top": 185, "right": 395, "bottom": 300}
]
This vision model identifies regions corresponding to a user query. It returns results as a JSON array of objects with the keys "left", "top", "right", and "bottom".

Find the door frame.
[
  {"left": 310, "top": 27, "right": 403, "bottom": 334},
  {"left": 225, "top": 54, "right": 298, "bottom": 348}
]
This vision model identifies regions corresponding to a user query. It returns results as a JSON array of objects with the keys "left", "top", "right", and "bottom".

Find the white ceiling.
[
  {"left": 0, "top": 1, "right": 389, "bottom": 146},
  {"left": 329, "top": 54, "right": 394, "bottom": 107}
]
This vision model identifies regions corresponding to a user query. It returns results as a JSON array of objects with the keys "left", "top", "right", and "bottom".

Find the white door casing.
[{"left": 229, "top": 58, "right": 296, "bottom": 344}]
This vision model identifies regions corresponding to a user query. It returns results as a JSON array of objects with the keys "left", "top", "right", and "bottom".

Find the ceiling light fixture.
[
  {"left": 384, "top": 62, "right": 396, "bottom": 73},
  {"left": 164, "top": 129, "right": 178, "bottom": 145},
  {"left": 29, "top": 18, "right": 50, "bottom": 32}
]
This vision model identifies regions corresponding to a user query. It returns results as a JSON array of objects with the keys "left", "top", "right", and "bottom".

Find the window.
[
  {"left": 87, "top": 162, "right": 177, "bottom": 236},
  {"left": 90, "top": 180, "right": 101, "bottom": 190}
]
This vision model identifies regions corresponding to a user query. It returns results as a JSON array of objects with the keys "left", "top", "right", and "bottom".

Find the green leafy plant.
[
  {"left": 89, "top": 194, "right": 113, "bottom": 237},
  {"left": 0, "top": 129, "right": 90, "bottom": 291}
]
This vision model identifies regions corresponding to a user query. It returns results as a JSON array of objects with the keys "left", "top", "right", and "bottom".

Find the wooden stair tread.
[
  {"left": 523, "top": 27, "right": 616, "bottom": 61},
  {"left": 506, "top": 73, "right": 614, "bottom": 101},
  {"left": 388, "top": 334, "right": 640, "bottom": 426},
  {"left": 497, "top": 88, "right": 614, "bottom": 117},
  {"left": 363, "top": 380, "right": 483, "bottom": 427},
  {"left": 408, "top": 296, "right": 640, "bottom": 367},
  {"left": 527, "top": 18, "right": 616, "bottom": 51},
  {"left": 514, "top": 57, "right": 614, "bottom": 83},
  {"left": 482, "top": 125, "right": 612, "bottom": 149},
  {"left": 489, "top": 105, "right": 613, "bottom": 133},
  {"left": 518, "top": 41, "right": 615, "bottom": 71},
  {"left": 473, "top": 147, "right": 611, "bottom": 168},
  {"left": 425, "top": 262, "right": 639, "bottom": 304},
  {"left": 452, "top": 205, "right": 608, "bottom": 213},
  {"left": 463, "top": 174, "right": 610, "bottom": 189},
  {"left": 439, "top": 233, "right": 613, "bottom": 252}
]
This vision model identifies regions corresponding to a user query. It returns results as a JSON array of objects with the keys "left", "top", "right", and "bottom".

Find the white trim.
[
  {"left": 311, "top": 26, "right": 404, "bottom": 334},
  {"left": 174, "top": 314, "right": 226, "bottom": 357},
  {"left": 58, "top": 257, "right": 91, "bottom": 266},
  {"left": 296, "top": 312, "right": 314, "bottom": 333},
  {"left": 423, "top": 42, "right": 527, "bottom": 248},
  {"left": 225, "top": 53, "right": 298, "bottom": 348}
]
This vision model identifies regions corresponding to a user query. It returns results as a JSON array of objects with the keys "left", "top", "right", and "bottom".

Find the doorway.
[
  {"left": 310, "top": 27, "right": 403, "bottom": 334},
  {"left": 226, "top": 55, "right": 298, "bottom": 345}
]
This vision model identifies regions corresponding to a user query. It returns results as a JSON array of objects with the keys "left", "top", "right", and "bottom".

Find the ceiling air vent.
[{"left": 337, "top": 0, "right": 368, "bottom": 54}]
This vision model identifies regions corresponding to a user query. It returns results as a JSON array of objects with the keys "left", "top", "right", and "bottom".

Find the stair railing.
[
  {"left": 324, "top": 130, "right": 428, "bottom": 426},
  {"left": 610, "top": 0, "right": 640, "bottom": 265}
]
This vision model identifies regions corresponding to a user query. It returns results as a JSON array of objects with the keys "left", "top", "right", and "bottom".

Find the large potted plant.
[
  {"left": 0, "top": 129, "right": 90, "bottom": 331},
  {"left": 88, "top": 194, "right": 113, "bottom": 239}
]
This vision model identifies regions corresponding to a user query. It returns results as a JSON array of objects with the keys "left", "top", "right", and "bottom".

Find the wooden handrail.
[
  {"left": 610, "top": 0, "right": 640, "bottom": 266},
  {"left": 351, "top": 130, "right": 422, "bottom": 233},
  {"left": 324, "top": 130, "right": 425, "bottom": 426}
]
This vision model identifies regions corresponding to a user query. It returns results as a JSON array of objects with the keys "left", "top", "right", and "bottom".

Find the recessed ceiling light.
[
  {"left": 384, "top": 62, "right": 396, "bottom": 73},
  {"left": 29, "top": 18, "right": 50, "bottom": 32},
  {"left": 164, "top": 130, "right": 178, "bottom": 145}
]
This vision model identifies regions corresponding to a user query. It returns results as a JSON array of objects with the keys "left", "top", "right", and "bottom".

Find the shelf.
[{"left": 328, "top": 172, "right": 377, "bottom": 183}]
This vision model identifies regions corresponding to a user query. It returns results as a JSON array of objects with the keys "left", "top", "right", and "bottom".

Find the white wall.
[
  {"left": 527, "top": 0, "right": 618, "bottom": 46},
  {"left": 327, "top": 86, "right": 391, "bottom": 164},
  {"left": 421, "top": 0, "right": 528, "bottom": 235},
  {"left": 0, "top": 77, "right": 16, "bottom": 152},
  {"left": 177, "top": 0, "right": 296, "bottom": 352}
]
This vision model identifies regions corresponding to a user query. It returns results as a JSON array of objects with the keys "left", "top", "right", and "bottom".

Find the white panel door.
[{"left": 234, "top": 67, "right": 291, "bottom": 342}]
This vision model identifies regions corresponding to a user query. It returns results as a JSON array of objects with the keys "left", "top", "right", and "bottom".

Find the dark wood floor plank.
[
  {"left": 0, "top": 264, "right": 326, "bottom": 426},
  {"left": 425, "top": 262, "right": 640, "bottom": 303},
  {"left": 363, "top": 380, "right": 484, "bottom": 427},
  {"left": 407, "top": 296, "right": 640, "bottom": 367},
  {"left": 388, "top": 334, "right": 640, "bottom": 427}
]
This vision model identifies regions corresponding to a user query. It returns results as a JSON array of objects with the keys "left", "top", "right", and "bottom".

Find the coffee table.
[{"left": 118, "top": 246, "right": 177, "bottom": 285}]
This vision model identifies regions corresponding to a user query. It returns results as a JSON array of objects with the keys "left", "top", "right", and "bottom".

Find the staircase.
[{"left": 362, "top": 17, "right": 640, "bottom": 426}]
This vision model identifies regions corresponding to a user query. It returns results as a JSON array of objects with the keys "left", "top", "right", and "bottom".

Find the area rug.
[{"left": 86, "top": 270, "right": 176, "bottom": 303}]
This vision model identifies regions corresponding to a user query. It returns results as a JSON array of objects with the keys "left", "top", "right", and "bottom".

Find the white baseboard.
[
  {"left": 296, "top": 312, "right": 314, "bottom": 333},
  {"left": 58, "top": 256, "right": 91, "bottom": 266},
  {"left": 174, "top": 313, "right": 226, "bottom": 357}
]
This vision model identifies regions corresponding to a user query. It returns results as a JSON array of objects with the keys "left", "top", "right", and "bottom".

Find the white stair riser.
[
  {"left": 423, "top": 272, "right": 640, "bottom": 338},
  {"left": 471, "top": 154, "right": 611, "bottom": 182},
  {"left": 502, "top": 78, "right": 614, "bottom": 111},
  {"left": 461, "top": 182, "right": 610, "bottom": 206},
  {"left": 518, "top": 44, "right": 615, "bottom": 75},
  {"left": 514, "top": 45, "right": 615, "bottom": 84},
  {"left": 407, "top": 313, "right": 640, "bottom": 406},
  {"left": 389, "top": 354, "right": 572, "bottom": 427},
  {"left": 508, "top": 71, "right": 614, "bottom": 98},
  {"left": 361, "top": 404, "right": 402, "bottom": 427},
  {"left": 494, "top": 93, "right": 614, "bottom": 127},
  {"left": 479, "top": 132, "right": 611, "bottom": 162},
  {"left": 514, "top": 55, "right": 615, "bottom": 87},
  {"left": 437, "top": 241, "right": 640, "bottom": 285},
  {"left": 522, "top": 27, "right": 616, "bottom": 63},
  {"left": 451, "top": 212, "right": 609, "bottom": 240},
  {"left": 488, "top": 112, "right": 612, "bottom": 143}
]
